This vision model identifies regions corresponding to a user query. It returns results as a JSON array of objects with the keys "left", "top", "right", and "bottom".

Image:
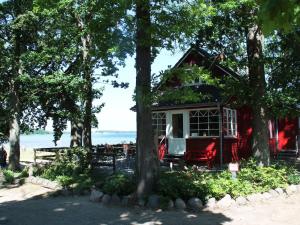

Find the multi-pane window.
[
  {"left": 189, "top": 110, "right": 220, "bottom": 137},
  {"left": 223, "top": 108, "right": 237, "bottom": 137},
  {"left": 152, "top": 112, "right": 166, "bottom": 136}
]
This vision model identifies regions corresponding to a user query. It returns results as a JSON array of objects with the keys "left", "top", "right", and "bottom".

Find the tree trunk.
[
  {"left": 8, "top": 82, "right": 21, "bottom": 171},
  {"left": 77, "top": 15, "right": 93, "bottom": 150},
  {"left": 82, "top": 38, "right": 92, "bottom": 149},
  {"left": 135, "top": 0, "right": 159, "bottom": 198},
  {"left": 8, "top": 1, "right": 22, "bottom": 171},
  {"left": 246, "top": 25, "right": 270, "bottom": 166},
  {"left": 70, "top": 120, "right": 83, "bottom": 147}
]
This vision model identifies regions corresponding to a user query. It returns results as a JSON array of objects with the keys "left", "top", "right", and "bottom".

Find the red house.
[{"left": 152, "top": 47, "right": 300, "bottom": 167}]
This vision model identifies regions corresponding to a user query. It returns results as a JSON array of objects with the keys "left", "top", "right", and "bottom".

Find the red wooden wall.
[{"left": 183, "top": 106, "right": 299, "bottom": 166}]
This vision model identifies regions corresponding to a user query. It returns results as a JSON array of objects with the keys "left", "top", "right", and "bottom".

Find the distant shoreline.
[{"left": 22, "top": 130, "right": 136, "bottom": 135}]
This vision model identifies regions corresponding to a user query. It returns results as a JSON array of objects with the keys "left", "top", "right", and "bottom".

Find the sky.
[{"left": 95, "top": 49, "right": 184, "bottom": 131}]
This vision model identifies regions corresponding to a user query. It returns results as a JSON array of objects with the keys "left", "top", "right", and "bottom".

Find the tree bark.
[
  {"left": 70, "top": 120, "right": 83, "bottom": 147},
  {"left": 8, "top": 81, "right": 21, "bottom": 171},
  {"left": 77, "top": 15, "right": 93, "bottom": 150},
  {"left": 246, "top": 25, "right": 270, "bottom": 166},
  {"left": 135, "top": 0, "right": 159, "bottom": 198},
  {"left": 8, "top": 1, "right": 22, "bottom": 171}
]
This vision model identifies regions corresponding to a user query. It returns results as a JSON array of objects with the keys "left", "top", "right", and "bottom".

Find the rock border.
[
  {"left": 89, "top": 184, "right": 300, "bottom": 212},
  {"left": 25, "top": 176, "right": 62, "bottom": 190}
]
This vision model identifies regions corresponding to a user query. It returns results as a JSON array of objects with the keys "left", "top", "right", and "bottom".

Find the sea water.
[{"left": 15, "top": 131, "right": 136, "bottom": 149}]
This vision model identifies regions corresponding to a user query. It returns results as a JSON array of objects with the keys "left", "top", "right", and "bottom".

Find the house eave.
[{"left": 152, "top": 102, "right": 221, "bottom": 112}]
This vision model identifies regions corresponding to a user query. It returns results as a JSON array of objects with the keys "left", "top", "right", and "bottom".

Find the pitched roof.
[{"left": 174, "top": 47, "right": 240, "bottom": 80}]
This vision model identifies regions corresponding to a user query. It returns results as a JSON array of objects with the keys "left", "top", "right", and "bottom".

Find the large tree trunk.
[
  {"left": 135, "top": 0, "right": 159, "bottom": 198},
  {"left": 8, "top": 82, "right": 21, "bottom": 171},
  {"left": 70, "top": 120, "right": 83, "bottom": 147},
  {"left": 8, "top": 1, "right": 22, "bottom": 171},
  {"left": 246, "top": 25, "right": 270, "bottom": 166},
  {"left": 77, "top": 16, "right": 93, "bottom": 150}
]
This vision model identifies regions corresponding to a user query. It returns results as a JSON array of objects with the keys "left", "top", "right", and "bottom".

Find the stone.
[
  {"left": 205, "top": 198, "right": 216, "bottom": 209},
  {"left": 111, "top": 194, "right": 121, "bottom": 205},
  {"left": 275, "top": 188, "right": 284, "bottom": 195},
  {"left": 175, "top": 198, "right": 186, "bottom": 210},
  {"left": 187, "top": 197, "right": 203, "bottom": 210},
  {"left": 286, "top": 185, "right": 298, "bottom": 195},
  {"left": 167, "top": 200, "right": 174, "bottom": 210},
  {"left": 147, "top": 194, "right": 160, "bottom": 209},
  {"left": 121, "top": 196, "right": 130, "bottom": 206},
  {"left": 89, "top": 189, "right": 103, "bottom": 202},
  {"left": 101, "top": 194, "right": 111, "bottom": 205},
  {"left": 269, "top": 189, "right": 279, "bottom": 197},
  {"left": 217, "top": 194, "right": 233, "bottom": 209},
  {"left": 235, "top": 196, "right": 247, "bottom": 206},
  {"left": 246, "top": 193, "right": 263, "bottom": 202},
  {"left": 296, "top": 185, "right": 300, "bottom": 192},
  {"left": 122, "top": 194, "right": 136, "bottom": 206},
  {"left": 138, "top": 198, "right": 146, "bottom": 207},
  {"left": 262, "top": 192, "right": 272, "bottom": 200}
]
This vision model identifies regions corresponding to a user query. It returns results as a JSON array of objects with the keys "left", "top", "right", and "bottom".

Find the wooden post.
[{"left": 219, "top": 104, "right": 224, "bottom": 169}]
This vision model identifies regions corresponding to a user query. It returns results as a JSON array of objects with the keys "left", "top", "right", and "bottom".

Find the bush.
[
  {"left": 18, "top": 167, "right": 29, "bottom": 178},
  {"left": 102, "top": 173, "right": 135, "bottom": 196},
  {"left": 157, "top": 170, "right": 210, "bottom": 201},
  {"left": 157, "top": 159, "right": 300, "bottom": 201},
  {"left": 41, "top": 147, "right": 90, "bottom": 181},
  {"left": 56, "top": 175, "right": 74, "bottom": 188},
  {"left": 3, "top": 170, "right": 15, "bottom": 184}
]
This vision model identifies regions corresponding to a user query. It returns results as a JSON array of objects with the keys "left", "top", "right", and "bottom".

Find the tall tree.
[
  {"left": 0, "top": 0, "right": 37, "bottom": 170},
  {"left": 134, "top": 0, "right": 201, "bottom": 196},
  {"left": 33, "top": 0, "right": 133, "bottom": 148},
  {"left": 135, "top": 0, "right": 159, "bottom": 198},
  {"left": 194, "top": 0, "right": 271, "bottom": 165}
]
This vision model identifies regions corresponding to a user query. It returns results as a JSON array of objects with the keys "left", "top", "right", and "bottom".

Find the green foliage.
[
  {"left": 102, "top": 173, "right": 135, "bottom": 196},
  {"left": 157, "top": 170, "right": 210, "bottom": 201},
  {"left": 40, "top": 147, "right": 90, "bottom": 184},
  {"left": 56, "top": 175, "right": 74, "bottom": 188},
  {"left": 157, "top": 160, "right": 300, "bottom": 201},
  {"left": 18, "top": 167, "right": 29, "bottom": 178},
  {"left": 258, "top": 0, "right": 300, "bottom": 34},
  {"left": 2, "top": 170, "right": 15, "bottom": 184}
]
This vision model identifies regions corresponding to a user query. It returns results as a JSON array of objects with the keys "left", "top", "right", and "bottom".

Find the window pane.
[
  {"left": 209, "top": 123, "right": 219, "bottom": 130},
  {"left": 209, "top": 130, "right": 219, "bottom": 136},
  {"left": 172, "top": 114, "right": 183, "bottom": 138},
  {"left": 199, "top": 116, "right": 208, "bottom": 123}
]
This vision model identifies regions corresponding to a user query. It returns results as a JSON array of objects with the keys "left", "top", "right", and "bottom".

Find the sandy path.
[{"left": 0, "top": 183, "right": 300, "bottom": 225}]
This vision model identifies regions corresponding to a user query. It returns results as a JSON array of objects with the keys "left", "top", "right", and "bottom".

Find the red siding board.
[{"left": 278, "top": 118, "right": 298, "bottom": 150}]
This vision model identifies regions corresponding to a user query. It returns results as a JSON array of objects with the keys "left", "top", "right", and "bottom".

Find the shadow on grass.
[{"left": 0, "top": 191, "right": 232, "bottom": 225}]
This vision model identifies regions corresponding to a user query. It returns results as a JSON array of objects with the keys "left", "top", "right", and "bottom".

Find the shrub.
[
  {"left": 56, "top": 175, "right": 74, "bottom": 188},
  {"left": 206, "top": 171, "right": 255, "bottom": 199},
  {"left": 18, "top": 167, "right": 29, "bottom": 178},
  {"left": 157, "top": 171, "right": 209, "bottom": 201},
  {"left": 41, "top": 147, "right": 90, "bottom": 181},
  {"left": 157, "top": 159, "right": 300, "bottom": 201},
  {"left": 3, "top": 170, "right": 15, "bottom": 184},
  {"left": 102, "top": 173, "right": 135, "bottom": 196}
]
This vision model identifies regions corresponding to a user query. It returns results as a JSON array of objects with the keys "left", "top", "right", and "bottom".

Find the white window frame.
[
  {"left": 152, "top": 112, "right": 166, "bottom": 137},
  {"left": 189, "top": 108, "right": 220, "bottom": 137},
  {"left": 223, "top": 108, "right": 237, "bottom": 137}
]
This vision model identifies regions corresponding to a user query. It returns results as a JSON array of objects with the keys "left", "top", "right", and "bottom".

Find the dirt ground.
[{"left": 1, "top": 183, "right": 300, "bottom": 225}]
